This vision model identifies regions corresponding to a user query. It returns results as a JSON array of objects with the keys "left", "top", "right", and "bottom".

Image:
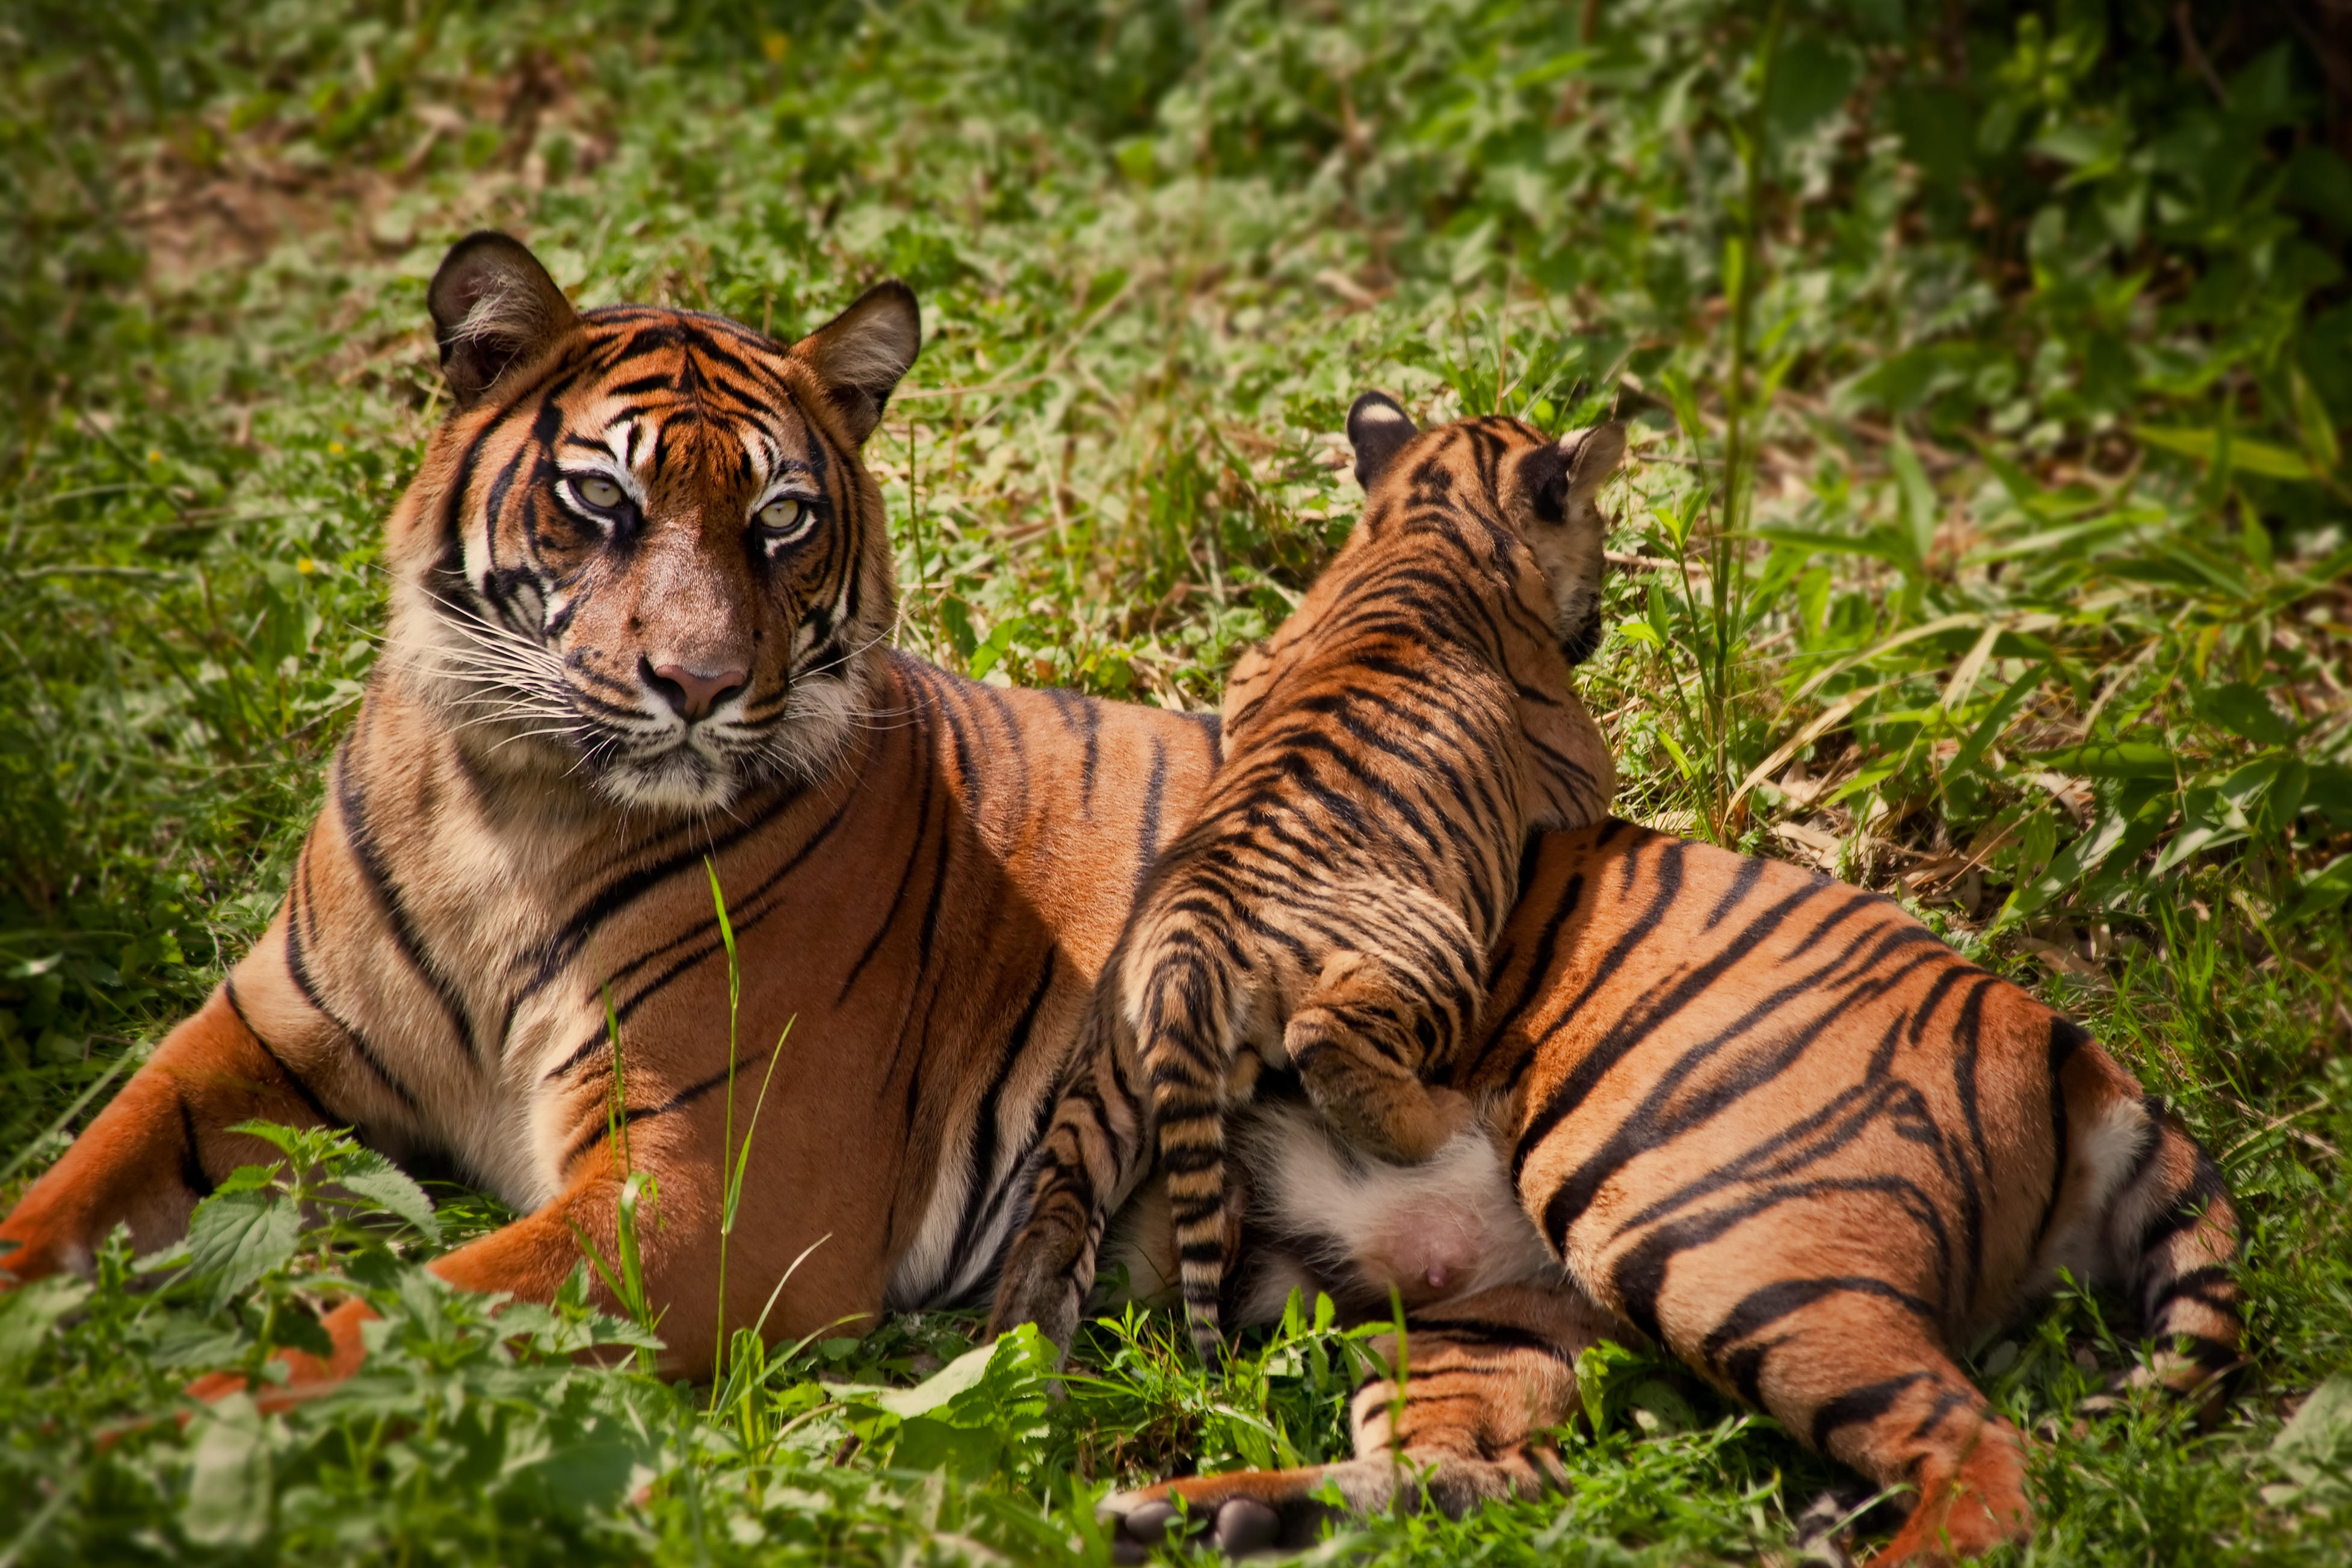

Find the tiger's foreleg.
[
  {"left": 1097, "top": 1280, "right": 1610, "bottom": 1561},
  {"left": 987, "top": 1001, "right": 1149, "bottom": 1352},
  {"left": 0, "top": 987, "right": 330, "bottom": 1286},
  {"left": 188, "top": 1141, "right": 681, "bottom": 1409}
]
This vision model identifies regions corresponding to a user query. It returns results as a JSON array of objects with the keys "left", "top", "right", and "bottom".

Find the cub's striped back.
[{"left": 988, "top": 397, "right": 1624, "bottom": 1362}]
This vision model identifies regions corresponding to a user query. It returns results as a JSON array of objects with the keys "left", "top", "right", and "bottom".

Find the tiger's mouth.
[
  {"left": 571, "top": 657, "right": 869, "bottom": 813},
  {"left": 419, "top": 597, "right": 870, "bottom": 815}
]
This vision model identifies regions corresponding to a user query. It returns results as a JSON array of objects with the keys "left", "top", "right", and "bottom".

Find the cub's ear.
[
  {"left": 792, "top": 280, "right": 922, "bottom": 446},
  {"left": 1531, "top": 420, "right": 1628, "bottom": 523},
  {"left": 427, "top": 232, "right": 582, "bottom": 409},
  {"left": 1347, "top": 391, "right": 1419, "bottom": 492}
]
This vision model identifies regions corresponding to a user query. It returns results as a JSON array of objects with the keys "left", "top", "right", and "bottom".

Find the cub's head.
[
  {"left": 1345, "top": 392, "right": 1626, "bottom": 664},
  {"left": 383, "top": 232, "right": 919, "bottom": 814}
]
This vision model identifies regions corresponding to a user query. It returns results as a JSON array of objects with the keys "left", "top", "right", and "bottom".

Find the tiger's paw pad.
[{"left": 1100, "top": 1486, "right": 1328, "bottom": 1560}]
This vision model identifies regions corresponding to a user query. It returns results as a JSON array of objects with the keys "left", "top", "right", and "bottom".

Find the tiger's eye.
[
  {"left": 759, "top": 497, "right": 804, "bottom": 531},
  {"left": 578, "top": 477, "right": 623, "bottom": 509}
]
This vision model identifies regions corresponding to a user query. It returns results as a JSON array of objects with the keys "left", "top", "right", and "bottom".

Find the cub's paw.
[{"left": 985, "top": 1259, "right": 1083, "bottom": 1352}]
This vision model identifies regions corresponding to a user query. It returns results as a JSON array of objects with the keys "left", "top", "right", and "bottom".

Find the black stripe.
[
  {"left": 541, "top": 780, "right": 859, "bottom": 1082},
  {"left": 221, "top": 978, "right": 340, "bottom": 1127},
  {"left": 2030, "top": 1018, "right": 2088, "bottom": 1256},
  {"left": 282, "top": 840, "right": 423, "bottom": 1115},
  {"left": 940, "top": 951, "right": 1062, "bottom": 1289},
  {"left": 1810, "top": 1372, "right": 1930, "bottom": 1452},
  {"left": 176, "top": 1093, "right": 215, "bottom": 1200},
  {"left": 1699, "top": 1276, "right": 1937, "bottom": 1397},
  {"left": 1136, "top": 735, "right": 1169, "bottom": 883},
  {"left": 335, "top": 746, "right": 479, "bottom": 1066}
]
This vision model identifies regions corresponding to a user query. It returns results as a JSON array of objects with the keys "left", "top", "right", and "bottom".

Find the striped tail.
[
  {"left": 1139, "top": 937, "right": 1250, "bottom": 1366},
  {"left": 2108, "top": 1100, "right": 2242, "bottom": 1404}
]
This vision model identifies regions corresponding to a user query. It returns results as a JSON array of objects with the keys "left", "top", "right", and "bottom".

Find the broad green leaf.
[
  {"left": 335, "top": 1149, "right": 441, "bottom": 1242},
  {"left": 2153, "top": 821, "right": 2242, "bottom": 878},
  {"left": 2288, "top": 856, "right": 2352, "bottom": 928},
  {"left": 1829, "top": 754, "right": 1903, "bottom": 806},
  {"left": 1995, "top": 802, "right": 2151, "bottom": 930},
  {"left": 0, "top": 1274, "right": 90, "bottom": 1375},
  {"left": 891, "top": 1415, "right": 1003, "bottom": 1481},
  {"left": 872, "top": 1339, "right": 996, "bottom": 1420},
  {"left": 2132, "top": 425, "right": 2315, "bottom": 481},
  {"left": 213, "top": 1164, "right": 280, "bottom": 1196},
  {"left": 2218, "top": 758, "right": 2285, "bottom": 822},
  {"left": 186, "top": 1185, "right": 301, "bottom": 1308},
  {"left": 874, "top": 1329, "right": 1028, "bottom": 1419},
  {"left": 2154, "top": 787, "right": 2237, "bottom": 876},
  {"left": 2195, "top": 682, "right": 2296, "bottom": 747},
  {"left": 2289, "top": 364, "right": 2342, "bottom": 475},
  {"left": 2270, "top": 1373, "right": 2352, "bottom": 1493},
  {"left": 182, "top": 1392, "right": 273, "bottom": 1546},
  {"left": 227, "top": 1119, "right": 303, "bottom": 1158},
  {"left": 1891, "top": 430, "right": 1937, "bottom": 567},
  {"left": 1948, "top": 665, "right": 2046, "bottom": 778},
  {"left": 2024, "top": 741, "right": 2178, "bottom": 779},
  {"left": 1765, "top": 35, "right": 1859, "bottom": 141},
  {"left": 2264, "top": 762, "right": 2310, "bottom": 836},
  {"left": 2303, "top": 764, "right": 2352, "bottom": 828}
]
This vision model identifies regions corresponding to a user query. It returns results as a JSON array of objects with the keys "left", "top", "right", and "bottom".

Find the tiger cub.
[{"left": 989, "top": 395, "right": 1625, "bottom": 1360}]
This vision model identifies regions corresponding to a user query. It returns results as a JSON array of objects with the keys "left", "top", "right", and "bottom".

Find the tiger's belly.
[{"left": 1101, "top": 1092, "right": 1564, "bottom": 1326}]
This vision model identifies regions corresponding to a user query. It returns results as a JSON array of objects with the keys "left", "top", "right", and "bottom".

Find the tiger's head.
[
  {"left": 381, "top": 231, "right": 919, "bottom": 814},
  {"left": 1345, "top": 393, "right": 1625, "bottom": 664}
]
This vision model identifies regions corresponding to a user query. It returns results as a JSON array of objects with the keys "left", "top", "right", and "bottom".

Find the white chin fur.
[
  {"left": 590, "top": 666, "right": 867, "bottom": 813},
  {"left": 594, "top": 750, "right": 744, "bottom": 812}
]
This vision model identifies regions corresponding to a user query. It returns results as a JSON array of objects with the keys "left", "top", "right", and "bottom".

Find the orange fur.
[{"left": 1096, "top": 823, "right": 2241, "bottom": 1563}]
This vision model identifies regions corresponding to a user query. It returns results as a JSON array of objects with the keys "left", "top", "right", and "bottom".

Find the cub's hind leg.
[
  {"left": 1287, "top": 946, "right": 1478, "bottom": 1165},
  {"left": 988, "top": 1002, "right": 1148, "bottom": 1351}
]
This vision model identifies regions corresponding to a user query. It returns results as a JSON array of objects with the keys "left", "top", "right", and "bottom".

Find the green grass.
[{"left": 3, "top": 0, "right": 2350, "bottom": 1561}]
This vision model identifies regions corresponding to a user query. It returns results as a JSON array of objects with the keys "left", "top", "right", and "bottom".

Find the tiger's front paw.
[{"left": 186, "top": 1298, "right": 375, "bottom": 1413}]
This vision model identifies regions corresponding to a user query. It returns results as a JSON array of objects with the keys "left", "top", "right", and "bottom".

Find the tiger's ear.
[
  {"left": 1532, "top": 420, "right": 1628, "bottom": 523},
  {"left": 427, "top": 232, "right": 582, "bottom": 409},
  {"left": 1347, "top": 391, "right": 1418, "bottom": 492},
  {"left": 792, "top": 280, "right": 922, "bottom": 446}
]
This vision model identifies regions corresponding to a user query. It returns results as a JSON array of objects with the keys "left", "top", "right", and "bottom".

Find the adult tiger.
[
  {"left": 0, "top": 231, "right": 1230, "bottom": 1374},
  {"left": 1093, "top": 822, "right": 2242, "bottom": 1564},
  {"left": 0, "top": 236, "right": 2239, "bottom": 1564}
]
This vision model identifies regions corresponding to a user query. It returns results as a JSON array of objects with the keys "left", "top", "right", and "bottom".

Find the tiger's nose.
[{"left": 646, "top": 658, "right": 748, "bottom": 722}]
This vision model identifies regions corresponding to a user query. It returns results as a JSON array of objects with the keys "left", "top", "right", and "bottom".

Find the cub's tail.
[{"left": 1137, "top": 931, "right": 1254, "bottom": 1366}]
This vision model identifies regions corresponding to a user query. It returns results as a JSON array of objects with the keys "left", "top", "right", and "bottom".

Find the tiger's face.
[
  {"left": 381, "top": 233, "right": 919, "bottom": 814},
  {"left": 1345, "top": 394, "right": 1625, "bottom": 664}
]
